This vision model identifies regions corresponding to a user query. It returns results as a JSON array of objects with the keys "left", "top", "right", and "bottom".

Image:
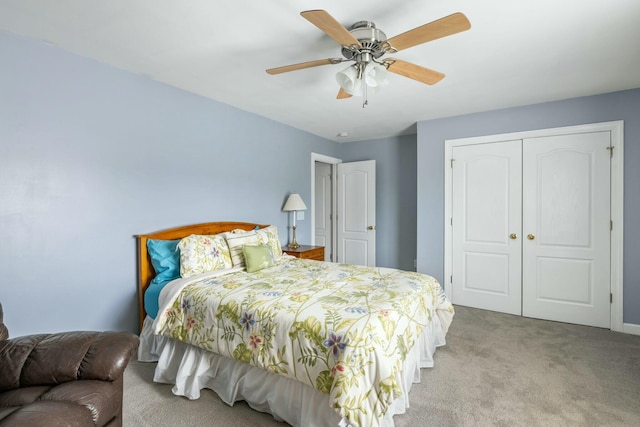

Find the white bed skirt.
[{"left": 138, "top": 314, "right": 447, "bottom": 427}]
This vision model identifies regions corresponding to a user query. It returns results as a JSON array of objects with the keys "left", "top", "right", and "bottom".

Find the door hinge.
[
  {"left": 607, "top": 146, "right": 614, "bottom": 159},
  {"left": 450, "top": 217, "right": 453, "bottom": 226},
  {"left": 450, "top": 275, "right": 453, "bottom": 284},
  {"left": 450, "top": 158, "right": 455, "bottom": 168},
  {"left": 610, "top": 220, "right": 613, "bottom": 231},
  {"left": 610, "top": 293, "right": 613, "bottom": 303}
]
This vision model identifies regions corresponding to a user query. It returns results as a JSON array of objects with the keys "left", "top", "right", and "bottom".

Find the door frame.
[
  {"left": 444, "top": 121, "right": 624, "bottom": 332},
  {"left": 310, "top": 153, "right": 342, "bottom": 260}
]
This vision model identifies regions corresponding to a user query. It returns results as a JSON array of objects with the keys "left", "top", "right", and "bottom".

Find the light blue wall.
[
  {"left": 7, "top": 28, "right": 635, "bottom": 335},
  {"left": 338, "top": 135, "right": 417, "bottom": 271},
  {"left": 416, "top": 89, "right": 640, "bottom": 325},
  {"left": 0, "top": 31, "right": 340, "bottom": 336}
]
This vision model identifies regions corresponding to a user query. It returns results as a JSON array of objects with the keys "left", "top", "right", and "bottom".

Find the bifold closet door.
[
  {"left": 451, "top": 140, "right": 522, "bottom": 315},
  {"left": 522, "top": 133, "right": 611, "bottom": 328}
]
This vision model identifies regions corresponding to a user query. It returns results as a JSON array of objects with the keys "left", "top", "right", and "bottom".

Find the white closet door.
[
  {"left": 452, "top": 140, "right": 522, "bottom": 315},
  {"left": 522, "top": 132, "right": 611, "bottom": 328}
]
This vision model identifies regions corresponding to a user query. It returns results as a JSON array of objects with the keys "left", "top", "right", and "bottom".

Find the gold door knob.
[
  {"left": 367, "top": 225, "right": 376, "bottom": 230},
  {"left": 527, "top": 234, "right": 535, "bottom": 240},
  {"left": 510, "top": 233, "right": 518, "bottom": 239}
]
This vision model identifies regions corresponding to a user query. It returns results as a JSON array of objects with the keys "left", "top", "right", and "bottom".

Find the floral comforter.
[{"left": 153, "top": 256, "right": 453, "bottom": 427}]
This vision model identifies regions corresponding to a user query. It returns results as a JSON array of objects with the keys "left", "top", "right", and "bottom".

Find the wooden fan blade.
[
  {"left": 387, "top": 12, "right": 471, "bottom": 52},
  {"left": 266, "top": 58, "right": 342, "bottom": 75},
  {"left": 386, "top": 59, "right": 445, "bottom": 85},
  {"left": 301, "top": 10, "right": 361, "bottom": 47},
  {"left": 337, "top": 87, "right": 352, "bottom": 99}
]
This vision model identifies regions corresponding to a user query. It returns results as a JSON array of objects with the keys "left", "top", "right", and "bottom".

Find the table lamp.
[{"left": 282, "top": 193, "right": 307, "bottom": 249}]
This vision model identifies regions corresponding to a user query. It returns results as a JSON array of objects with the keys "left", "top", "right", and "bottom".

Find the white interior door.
[
  {"left": 451, "top": 141, "right": 523, "bottom": 315},
  {"left": 522, "top": 132, "right": 611, "bottom": 328},
  {"left": 337, "top": 160, "right": 376, "bottom": 266},
  {"left": 314, "top": 162, "right": 332, "bottom": 261}
]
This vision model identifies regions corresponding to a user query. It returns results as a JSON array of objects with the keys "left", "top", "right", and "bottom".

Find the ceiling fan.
[{"left": 266, "top": 10, "right": 471, "bottom": 107}]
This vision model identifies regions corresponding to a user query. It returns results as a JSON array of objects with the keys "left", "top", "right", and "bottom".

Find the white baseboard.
[{"left": 623, "top": 323, "right": 640, "bottom": 336}]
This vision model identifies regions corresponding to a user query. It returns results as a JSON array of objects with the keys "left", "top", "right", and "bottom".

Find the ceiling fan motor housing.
[{"left": 341, "top": 21, "right": 388, "bottom": 61}]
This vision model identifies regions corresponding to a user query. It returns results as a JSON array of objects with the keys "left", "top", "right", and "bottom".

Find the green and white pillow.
[{"left": 242, "top": 244, "right": 275, "bottom": 273}]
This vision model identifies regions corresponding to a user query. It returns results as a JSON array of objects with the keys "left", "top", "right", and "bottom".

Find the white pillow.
[
  {"left": 178, "top": 234, "right": 233, "bottom": 278},
  {"left": 256, "top": 225, "right": 283, "bottom": 258},
  {"left": 224, "top": 230, "right": 261, "bottom": 268}
]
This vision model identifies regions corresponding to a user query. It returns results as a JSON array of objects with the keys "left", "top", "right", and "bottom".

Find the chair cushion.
[
  {"left": 0, "top": 386, "right": 50, "bottom": 406},
  {"left": 0, "top": 400, "right": 94, "bottom": 426},
  {"left": 43, "top": 379, "right": 121, "bottom": 427},
  {"left": 0, "top": 379, "right": 121, "bottom": 427}
]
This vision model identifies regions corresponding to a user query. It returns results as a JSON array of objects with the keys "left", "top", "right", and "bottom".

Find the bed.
[{"left": 136, "top": 221, "right": 454, "bottom": 427}]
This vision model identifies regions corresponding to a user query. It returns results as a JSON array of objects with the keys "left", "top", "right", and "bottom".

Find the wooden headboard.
[{"left": 135, "top": 221, "right": 268, "bottom": 332}]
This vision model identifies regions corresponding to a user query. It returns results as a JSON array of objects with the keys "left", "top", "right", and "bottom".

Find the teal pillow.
[
  {"left": 242, "top": 244, "right": 275, "bottom": 273},
  {"left": 148, "top": 239, "right": 181, "bottom": 282},
  {"left": 145, "top": 239, "right": 180, "bottom": 318}
]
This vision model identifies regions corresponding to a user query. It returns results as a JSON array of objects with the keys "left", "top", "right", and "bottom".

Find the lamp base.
[{"left": 288, "top": 225, "right": 300, "bottom": 249}]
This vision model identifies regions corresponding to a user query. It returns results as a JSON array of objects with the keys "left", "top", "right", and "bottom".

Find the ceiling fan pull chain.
[{"left": 362, "top": 76, "right": 368, "bottom": 108}]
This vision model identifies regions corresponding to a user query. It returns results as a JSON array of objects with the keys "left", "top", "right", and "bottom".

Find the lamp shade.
[{"left": 282, "top": 193, "right": 307, "bottom": 211}]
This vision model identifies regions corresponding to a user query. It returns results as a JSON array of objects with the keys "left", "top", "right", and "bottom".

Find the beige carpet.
[{"left": 123, "top": 306, "right": 640, "bottom": 426}]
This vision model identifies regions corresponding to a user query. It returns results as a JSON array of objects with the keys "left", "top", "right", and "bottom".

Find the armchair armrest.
[
  {"left": 80, "top": 331, "right": 140, "bottom": 381},
  {"left": 0, "top": 303, "right": 8, "bottom": 341}
]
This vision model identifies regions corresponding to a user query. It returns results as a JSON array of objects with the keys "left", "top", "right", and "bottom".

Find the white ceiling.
[{"left": 1, "top": 0, "right": 639, "bottom": 142}]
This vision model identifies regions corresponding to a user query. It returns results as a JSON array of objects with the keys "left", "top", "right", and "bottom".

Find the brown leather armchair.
[{"left": 0, "top": 303, "right": 139, "bottom": 426}]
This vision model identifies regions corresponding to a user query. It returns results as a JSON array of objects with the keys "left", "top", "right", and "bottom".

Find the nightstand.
[{"left": 282, "top": 245, "right": 325, "bottom": 261}]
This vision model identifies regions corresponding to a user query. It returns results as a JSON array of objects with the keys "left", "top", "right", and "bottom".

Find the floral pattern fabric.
[
  {"left": 154, "top": 257, "right": 454, "bottom": 427},
  {"left": 177, "top": 234, "right": 233, "bottom": 278}
]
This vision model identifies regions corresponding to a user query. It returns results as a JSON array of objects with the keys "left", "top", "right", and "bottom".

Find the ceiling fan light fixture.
[
  {"left": 335, "top": 65, "right": 362, "bottom": 95},
  {"left": 364, "top": 62, "right": 389, "bottom": 93},
  {"left": 336, "top": 62, "right": 389, "bottom": 97}
]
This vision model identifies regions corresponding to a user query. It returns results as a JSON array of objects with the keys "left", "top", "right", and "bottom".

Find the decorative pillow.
[
  {"left": 147, "top": 239, "right": 181, "bottom": 283},
  {"left": 178, "top": 234, "right": 233, "bottom": 278},
  {"left": 256, "top": 225, "right": 283, "bottom": 258},
  {"left": 145, "top": 239, "right": 180, "bottom": 319},
  {"left": 224, "top": 230, "right": 260, "bottom": 268},
  {"left": 243, "top": 244, "right": 275, "bottom": 273}
]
